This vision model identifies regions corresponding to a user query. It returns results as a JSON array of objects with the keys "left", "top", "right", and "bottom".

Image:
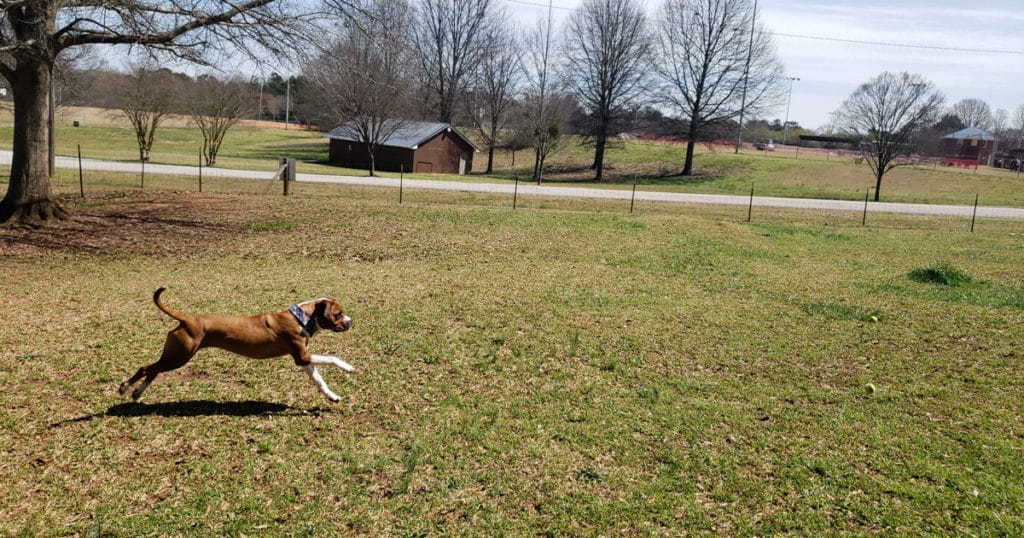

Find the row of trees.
[
  {"left": 826, "top": 95, "right": 1024, "bottom": 155},
  {"left": 15, "top": 0, "right": 1016, "bottom": 223},
  {"left": 940, "top": 98, "right": 1024, "bottom": 149},
  {"left": 0, "top": 0, "right": 789, "bottom": 224},
  {"left": 63, "top": 67, "right": 251, "bottom": 166},
  {"left": 298, "top": 0, "right": 787, "bottom": 182}
]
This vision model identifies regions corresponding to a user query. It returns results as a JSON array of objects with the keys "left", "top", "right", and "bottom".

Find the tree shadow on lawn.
[{"left": 51, "top": 399, "right": 327, "bottom": 428}]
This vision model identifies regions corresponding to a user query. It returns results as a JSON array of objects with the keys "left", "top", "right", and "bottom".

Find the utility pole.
[
  {"left": 258, "top": 77, "right": 264, "bottom": 122},
  {"left": 734, "top": 0, "right": 758, "bottom": 154},
  {"left": 782, "top": 76, "right": 800, "bottom": 145}
]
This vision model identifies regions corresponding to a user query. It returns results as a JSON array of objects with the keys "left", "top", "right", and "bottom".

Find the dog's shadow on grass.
[
  {"left": 52, "top": 400, "right": 326, "bottom": 427},
  {"left": 107, "top": 400, "right": 298, "bottom": 418}
]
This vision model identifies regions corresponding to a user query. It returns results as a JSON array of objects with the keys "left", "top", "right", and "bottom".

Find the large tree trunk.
[
  {"left": 592, "top": 132, "right": 607, "bottom": 181},
  {"left": 485, "top": 116, "right": 498, "bottom": 174},
  {"left": 533, "top": 146, "right": 543, "bottom": 184},
  {"left": 681, "top": 119, "right": 700, "bottom": 176},
  {"left": 0, "top": 59, "right": 67, "bottom": 224}
]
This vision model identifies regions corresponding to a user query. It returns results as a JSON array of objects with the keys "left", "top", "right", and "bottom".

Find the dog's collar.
[{"left": 289, "top": 304, "right": 319, "bottom": 339}]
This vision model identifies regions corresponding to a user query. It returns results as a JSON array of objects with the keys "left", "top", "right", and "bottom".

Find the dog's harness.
[{"left": 289, "top": 304, "right": 319, "bottom": 340}]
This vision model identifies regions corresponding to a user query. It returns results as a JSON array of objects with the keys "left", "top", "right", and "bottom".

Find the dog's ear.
[{"left": 313, "top": 300, "right": 328, "bottom": 318}]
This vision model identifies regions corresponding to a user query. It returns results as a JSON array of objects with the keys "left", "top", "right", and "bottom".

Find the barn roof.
[
  {"left": 943, "top": 127, "right": 995, "bottom": 141},
  {"left": 325, "top": 120, "right": 476, "bottom": 151}
]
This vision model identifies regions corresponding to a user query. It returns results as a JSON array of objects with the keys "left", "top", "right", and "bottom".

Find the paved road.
[{"left": 19, "top": 150, "right": 1024, "bottom": 220}]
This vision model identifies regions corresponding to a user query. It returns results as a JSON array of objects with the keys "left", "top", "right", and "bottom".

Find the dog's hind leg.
[
  {"left": 118, "top": 364, "right": 158, "bottom": 400},
  {"left": 303, "top": 364, "right": 341, "bottom": 402},
  {"left": 118, "top": 367, "right": 147, "bottom": 396},
  {"left": 119, "top": 327, "right": 197, "bottom": 400}
]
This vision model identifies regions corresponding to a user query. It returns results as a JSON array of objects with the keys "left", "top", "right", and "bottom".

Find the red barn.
[{"left": 326, "top": 120, "right": 476, "bottom": 175}]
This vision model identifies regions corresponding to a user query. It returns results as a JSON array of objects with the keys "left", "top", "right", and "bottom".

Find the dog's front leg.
[
  {"left": 303, "top": 364, "right": 341, "bottom": 402},
  {"left": 310, "top": 354, "right": 356, "bottom": 373}
]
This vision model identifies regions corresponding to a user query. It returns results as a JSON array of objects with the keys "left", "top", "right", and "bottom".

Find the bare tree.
[
  {"left": 465, "top": 20, "right": 522, "bottom": 174},
  {"left": 303, "top": 0, "right": 413, "bottom": 176},
  {"left": 951, "top": 98, "right": 993, "bottom": 130},
  {"left": 52, "top": 49, "right": 103, "bottom": 111},
  {"left": 1012, "top": 104, "right": 1024, "bottom": 149},
  {"left": 121, "top": 67, "right": 182, "bottom": 162},
  {"left": 517, "top": 93, "right": 575, "bottom": 183},
  {"left": 519, "top": 16, "right": 571, "bottom": 183},
  {"left": 654, "top": 0, "right": 785, "bottom": 176},
  {"left": 991, "top": 108, "right": 1009, "bottom": 138},
  {"left": 562, "top": 0, "right": 650, "bottom": 181},
  {"left": 835, "top": 72, "right": 944, "bottom": 201},
  {"left": 413, "top": 0, "right": 494, "bottom": 123},
  {"left": 262, "top": 94, "right": 287, "bottom": 122},
  {"left": 189, "top": 77, "right": 249, "bottom": 167},
  {"left": 0, "top": 1, "right": 318, "bottom": 225}
]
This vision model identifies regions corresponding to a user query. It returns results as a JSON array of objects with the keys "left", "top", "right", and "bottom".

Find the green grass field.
[{"left": 1, "top": 182, "right": 1023, "bottom": 535}]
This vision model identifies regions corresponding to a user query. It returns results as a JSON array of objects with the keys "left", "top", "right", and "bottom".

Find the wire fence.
[
  {"left": 46, "top": 148, "right": 282, "bottom": 197},
  {"left": 27, "top": 146, "right": 1024, "bottom": 234}
]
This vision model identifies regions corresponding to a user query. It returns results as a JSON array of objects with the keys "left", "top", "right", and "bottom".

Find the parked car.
[{"left": 755, "top": 138, "right": 775, "bottom": 151}]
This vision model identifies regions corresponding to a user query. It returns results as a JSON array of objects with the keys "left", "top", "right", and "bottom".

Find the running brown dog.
[{"left": 118, "top": 287, "right": 354, "bottom": 402}]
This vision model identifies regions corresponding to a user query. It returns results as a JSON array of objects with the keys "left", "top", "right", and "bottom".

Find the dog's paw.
[
  {"left": 131, "top": 381, "right": 150, "bottom": 401},
  {"left": 117, "top": 381, "right": 131, "bottom": 396}
]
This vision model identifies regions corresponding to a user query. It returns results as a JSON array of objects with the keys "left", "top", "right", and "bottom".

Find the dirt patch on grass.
[{"left": 0, "top": 191, "right": 258, "bottom": 257}]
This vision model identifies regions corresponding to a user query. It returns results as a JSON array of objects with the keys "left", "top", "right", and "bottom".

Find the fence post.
[
  {"left": 970, "top": 194, "right": 979, "bottom": 233},
  {"left": 198, "top": 148, "right": 203, "bottom": 193},
  {"left": 513, "top": 175, "right": 519, "bottom": 210},
  {"left": 746, "top": 182, "right": 754, "bottom": 222},
  {"left": 862, "top": 188, "right": 869, "bottom": 226},
  {"left": 399, "top": 164, "right": 404, "bottom": 204},
  {"left": 77, "top": 144, "right": 84, "bottom": 198},
  {"left": 630, "top": 175, "right": 638, "bottom": 214},
  {"left": 278, "top": 157, "right": 294, "bottom": 196}
]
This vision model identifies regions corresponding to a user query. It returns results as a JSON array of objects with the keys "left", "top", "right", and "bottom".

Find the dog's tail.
[{"left": 153, "top": 287, "right": 188, "bottom": 323}]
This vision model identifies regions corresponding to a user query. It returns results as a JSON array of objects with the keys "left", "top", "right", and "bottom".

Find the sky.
[{"left": 506, "top": 0, "right": 1024, "bottom": 130}]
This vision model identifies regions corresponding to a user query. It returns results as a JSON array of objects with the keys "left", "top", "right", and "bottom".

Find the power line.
[
  {"left": 504, "top": 0, "right": 1024, "bottom": 56},
  {"left": 773, "top": 32, "right": 1024, "bottom": 55},
  {"left": 505, "top": 0, "right": 572, "bottom": 11}
]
